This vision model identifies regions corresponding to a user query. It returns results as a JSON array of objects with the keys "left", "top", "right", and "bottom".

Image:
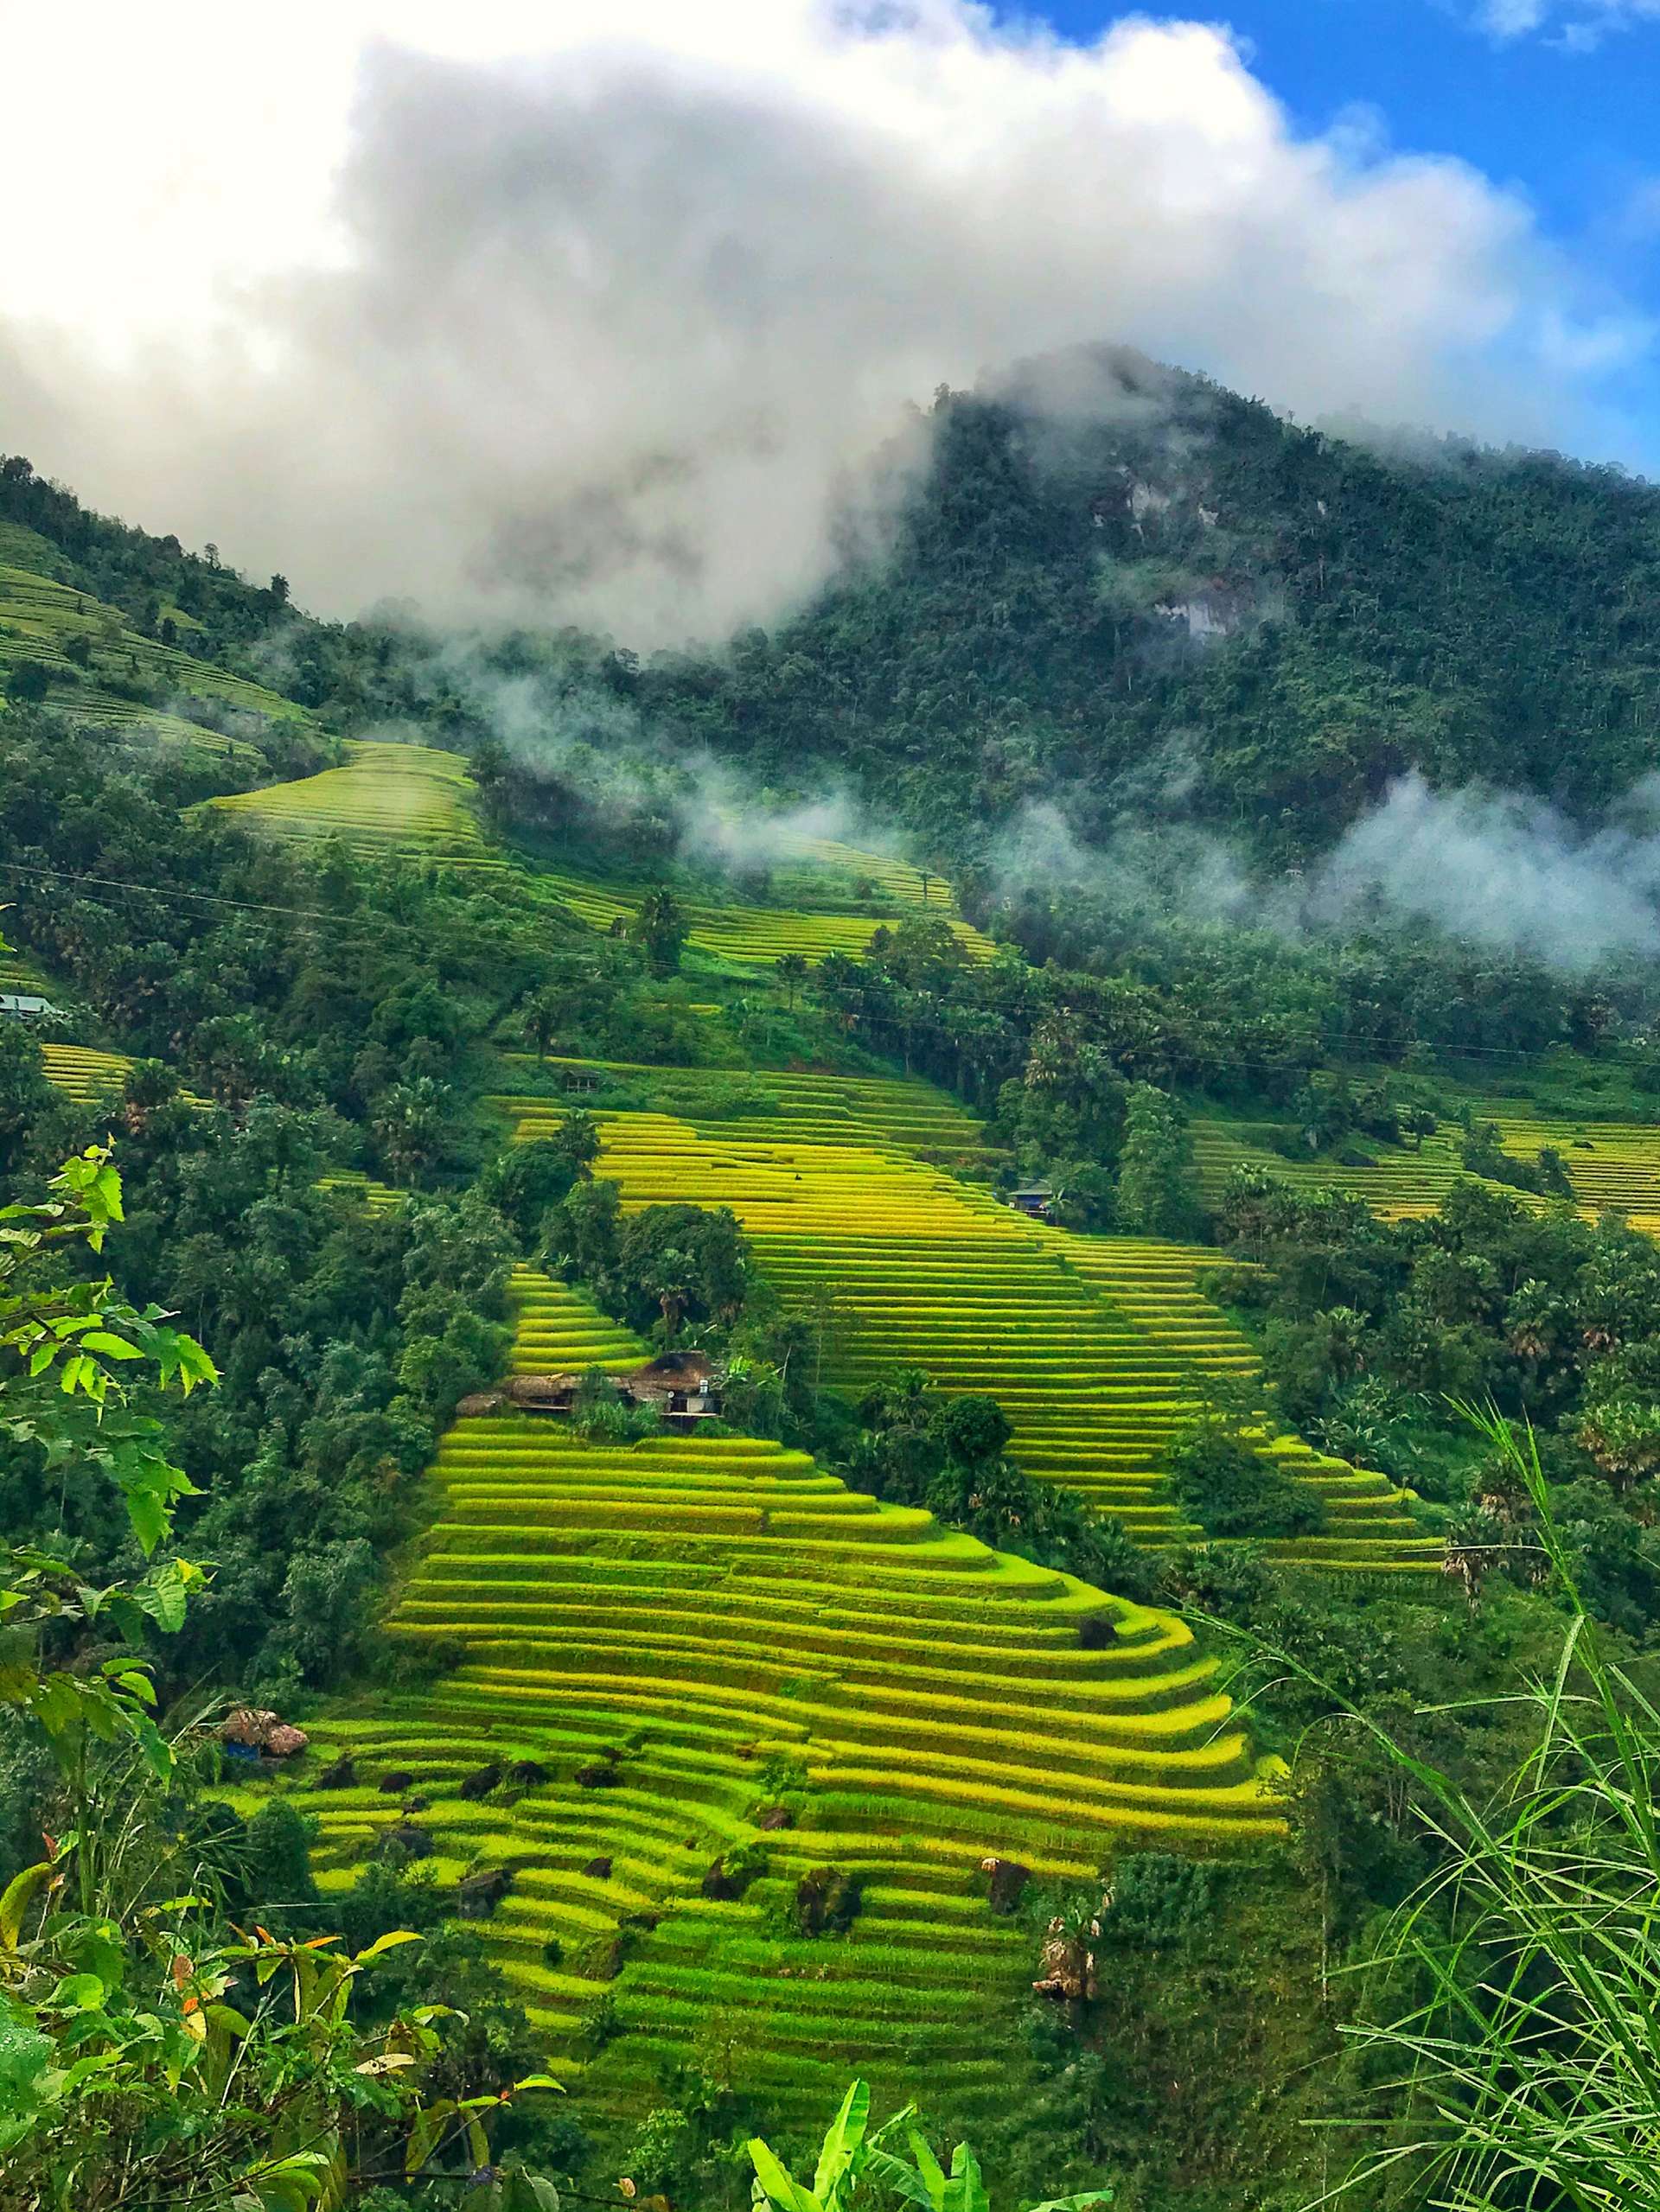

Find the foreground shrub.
[{"left": 747, "top": 2077, "right": 1114, "bottom": 2211}]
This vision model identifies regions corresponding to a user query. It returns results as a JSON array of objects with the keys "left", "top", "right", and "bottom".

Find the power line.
[
  {"left": 0, "top": 857, "right": 347, "bottom": 925},
  {"left": 0, "top": 852, "right": 1648, "bottom": 1076}
]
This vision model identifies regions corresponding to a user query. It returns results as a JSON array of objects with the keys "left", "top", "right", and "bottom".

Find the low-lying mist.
[
  {"left": 362, "top": 617, "right": 1660, "bottom": 983},
  {"left": 988, "top": 772, "right": 1660, "bottom": 979}
]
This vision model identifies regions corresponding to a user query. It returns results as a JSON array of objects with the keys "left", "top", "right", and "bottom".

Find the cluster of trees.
[
  {"left": 0, "top": 721, "right": 714, "bottom": 1700},
  {"left": 1215, "top": 1165, "right": 1660, "bottom": 1631},
  {"left": 541, "top": 1181, "right": 751, "bottom": 1338},
  {"left": 3, "top": 1069, "right": 514, "bottom": 1705},
  {"left": 801, "top": 907, "right": 1652, "bottom": 1242},
  {"left": 838, "top": 1372, "right": 1152, "bottom": 1598}
]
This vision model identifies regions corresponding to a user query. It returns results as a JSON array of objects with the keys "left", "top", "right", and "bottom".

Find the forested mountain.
[
  {"left": 15, "top": 348, "right": 1660, "bottom": 869},
  {"left": 632, "top": 350, "right": 1660, "bottom": 856}
]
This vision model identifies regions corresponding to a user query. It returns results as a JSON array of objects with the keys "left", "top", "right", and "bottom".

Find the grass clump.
[{"left": 1329, "top": 1406, "right": 1660, "bottom": 2207}]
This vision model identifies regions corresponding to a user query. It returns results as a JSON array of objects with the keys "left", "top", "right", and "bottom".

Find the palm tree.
[{"left": 520, "top": 989, "right": 560, "bottom": 1062}]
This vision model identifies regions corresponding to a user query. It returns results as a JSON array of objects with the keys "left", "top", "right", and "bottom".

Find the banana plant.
[{"left": 747, "top": 2079, "right": 1114, "bottom": 2212}]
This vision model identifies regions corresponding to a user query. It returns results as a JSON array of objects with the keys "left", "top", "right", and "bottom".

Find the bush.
[
  {"left": 1154, "top": 1542, "right": 1277, "bottom": 1621},
  {"left": 1102, "top": 1852, "right": 1220, "bottom": 1947},
  {"left": 236, "top": 1799, "right": 318, "bottom": 1915},
  {"left": 570, "top": 1368, "right": 660, "bottom": 1442},
  {"left": 792, "top": 1865, "right": 864, "bottom": 1936},
  {"left": 1165, "top": 1418, "right": 1325, "bottom": 1540}
]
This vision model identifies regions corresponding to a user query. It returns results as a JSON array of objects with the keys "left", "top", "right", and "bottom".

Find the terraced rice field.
[
  {"left": 508, "top": 1055, "right": 998, "bottom": 1164},
  {"left": 1194, "top": 1109, "right": 1660, "bottom": 1237},
  {"left": 275, "top": 1269, "right": 1280, "bottom": 2132},
  {"left": 203, "top": 742, "right": 988, "bottom": 965},
  {"left": 316, "top": 1170, "right": 406, "bottom": 1213},
  {"left": 766, "top": 838, "right": 958, "bottom": 912},
  {"left": 0, "top": 950, "right": 48, "bottom": 992},
  {"left": 1191, "top": 1119, "right": 1471, "bottom": 1221},
  {"left": 0, "top": 548, "right": 303, "bottom": 741},
  {"left": 208, "top": 742, "right": 501, "bottom": 867},
  {"left": 500, "top": 1076, "right": 1433, "bottom": 1572},
  {"left": 533, "top": 869, "right": 996, "bottom": 969},
  {"left": 40, "top": 1042, "right": 132, "bottom": 1106},
  {"left": 1481, "top": 1112, "right": 1660, "bottom": 1234}
]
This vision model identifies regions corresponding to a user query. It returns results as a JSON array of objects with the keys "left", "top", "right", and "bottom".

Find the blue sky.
[
  {"left": 1005, "top": 0, "right": 1660, "bottom": 436},
  {"left": 1016, "top": 3, "right": 1660, "bottom": 251}
]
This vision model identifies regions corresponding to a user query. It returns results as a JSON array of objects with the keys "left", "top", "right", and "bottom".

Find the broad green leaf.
[
  {"left": 865, "top": 2160, "right": 937, "bottom": 2212},
  {"left": 352, "top": 1929, "right": 425, "bottom": 1965},
  {"left": 80, "top": 1332, "right": 140, "bottom": 1360},
  {"left": 812, "top": 2077, "right": 871, "bottom": 2204},
  {"left": 406, "top": 2097, "right": 452, "bottom": 2177},
  {"left": 123, "top": 1485, "right": 168, "bottom": 1559},
  {"left": 748, "top": 2138, "right": 823, "bottom": 2212},
  {"left": 52, "top": 1972, "right": 105, "bottom": 2011},
  {"left": 946, "top": 2142, "right": 988, "bottom": 2212},
  {"left": 0, "top": 1862, "right": 54, "bottom": 1949},
  {"left": 143, "top": 1563, "right": 189, "bottom": 1634},
  {"left": 907, "top": 2130, "right": 949, "bottom": 2211}
]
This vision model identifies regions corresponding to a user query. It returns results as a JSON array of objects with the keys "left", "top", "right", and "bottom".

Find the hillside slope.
[{"left": 0, "top": 520, "right": 316, "bottom": 763}]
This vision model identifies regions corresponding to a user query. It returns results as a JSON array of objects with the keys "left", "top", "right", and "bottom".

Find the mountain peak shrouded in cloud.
[{"left": 0, "top": 2, "right": 1646, "bottom": 642}]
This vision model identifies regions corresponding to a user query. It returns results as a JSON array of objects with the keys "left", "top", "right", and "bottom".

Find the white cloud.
[
  {"left": 1301, "top": 772, "right": 1660, "bottom": 971},
  {"left": 0, "top": 2, "right": 1649, "bottom": 641},
  {"left": 1474, "top": 0, "right": 1660, "bottom": 43}
]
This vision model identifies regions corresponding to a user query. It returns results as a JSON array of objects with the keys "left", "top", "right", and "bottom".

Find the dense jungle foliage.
[{"left": 630, "top": 350, "right": 1660, "bottom": 856}]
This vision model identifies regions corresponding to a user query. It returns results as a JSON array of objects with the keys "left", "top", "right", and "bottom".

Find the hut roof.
[{"left": 637, "top": 1350, "right": 718, "bottom": 1386}]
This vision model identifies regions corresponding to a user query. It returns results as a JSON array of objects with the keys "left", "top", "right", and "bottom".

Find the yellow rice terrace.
[
  {"left": 499, "top": 1068, "right": 1434, "bottom": 1572},
  {"left": 259, "top": 1271, "right": 1282, "bottom": 2135}
]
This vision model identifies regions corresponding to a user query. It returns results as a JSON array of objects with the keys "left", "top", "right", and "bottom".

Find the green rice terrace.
[
  {"left": 1194, "top": 1104, "right": 1660, "bottom": 1236},
  {"left": 528, "top": 863, "right": 995, "bottom": 967},
  {"left": 0, "top": 942, "right": 135, "bottom": 1105},
  {"left": 206, "top": 739, "right": 502, "bottom": 867},
  {"left": 204, "top": 738, "right": 996, "bottom": 966},
  {"left": 498, "top": 1061, "right": 1435, "bottom": 1572},
  {"left": 40, "top": 1042, "right": 133, "bottom": 1107},
  {"left": 246, "top": 1266, "right": 1283, "bottom": 2132},
  {"left": 0, "top": 522, "right": 305, "bottom": 755}
]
